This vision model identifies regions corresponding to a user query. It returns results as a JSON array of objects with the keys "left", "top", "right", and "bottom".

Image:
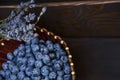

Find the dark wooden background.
[{"left": 0, "top": 1, "right": 120, "bottom": 80}]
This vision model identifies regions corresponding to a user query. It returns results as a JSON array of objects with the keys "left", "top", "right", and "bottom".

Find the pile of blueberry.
[{"left": 0, "top": 37, "right": 72, "bottom": 80}]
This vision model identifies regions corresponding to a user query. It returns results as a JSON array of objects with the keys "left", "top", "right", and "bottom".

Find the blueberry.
[
  {"left": 0, "top": 75, "right": 2, "bottom": 80},
  {"left": 54, "top": 63, "right": 61, "bottom": 70},
  {"left": 26, "top": 40, "right": 31, "bottom": 45},
  {"left": 17, "top": 71, "right": 25, "bottom": 80},
  {"left": 31, "top": 44, "right": 39, "bottom": 52},
  {"left": 40, "top": 45, "right": 48, "bottom": 54},
  {"left": 31, "top": 37, "right": 39, "bottom": 44},
  {"left": 64, "top": 66, "right": 71, "bottom": 74},
  {"left": 18, "top": 50, "right": 25, "bottom": 57},
  {"left": 18, "top": 44, "right": 25, "bottom": 51},
  {"left": 10, "top": 74, "right": 17, "bottom": 80},
  {"left": 59, "top": 50, "right": 66, "bottom": 56},
  {"left": 57, "top": 76, "right": 63, "bottom": 80},
  {"left": 35, "top": 60, "right": 43, "bottom": 68},
  {"left": 25, "top": 67, "right": 33, "bottom": 76},
  {"left": 11, "top": 65, "right": 19, "bottom": 74},
  {"left": 39, "top": 40, "right": 45, "bottom": 44},
  {"left": 60, "top": 56, "right": 68, "bottom": 63},
  {"left": 57, "top": 71, "right": 64, "bottom": 76},
  {"left": 31, "top": 76, "right": 41, "bottom": 80},
  {"left": 16, "top": 57, "right": 23, "bottom": 66},
  {"left": 57, "top": 60, "right": 63, "bottom": 66},
  {"left": 21, "top": 57, "right": 27, "bottom": 64},
  {"left": 8, "top": 62, "right": 15, "bottom": 72},
  {"left": 56, "top": 51, "right": 61, "bottom": 59},
  {"left": 25, "top": 52, "right": 34, "bottom": 58},
  {"left": 0, "top": 70, "right": 5, "bottom": 77},
  {"left": 34, "top": 52, "right": 43, "bottom": 60},
  {"left": 13, "top": 49, "right": 19, "bottom": 56},
  {"left": 32, "top": 68, "right": 40, "bottom": 76},
  {"left": 27, "top": 57, "right": 35, "bottom": 66},
  {"left": 49, "top": 53, "right": 56, "bottom": 59},
  {"left": 46, "top": 41, "right": 54, "bottom": 51},
  {"left": 54, "top": 43, "right": 61, "bottom": 51},
  {"left": 49, "top": 72, "right": 57, "bottom": 79},
  {"left": 41, "top": 66, "right": 49, "bottom": 76},
  {"left": 20, "top": 64, "right": 26, "bottom": 71},
  {"left": 42, "top": 47, "right": 49, "bottom": 54},
  {"left": 42, "top": 55, "right": 50, "bottom": 64},
  {"left": 5, "top": 70, "right": 11, "bottom": 77},
  {"left": 44, "top": 77, "right": 49, "bottom": 80},
  {"left": 64, "top": 75, "right": 71, "bottom": 80},
  {"left": 25, "top": 46, "right": 31, "bottom": 53},
  {"left": 7, "top": 53, "right": 14, "bottom": 60},
  {"left": 23, "top": 77, "right": 30, "bottom": 80},
  {"left": 2, "top": 62, "right": 8, "bottom": 70}
]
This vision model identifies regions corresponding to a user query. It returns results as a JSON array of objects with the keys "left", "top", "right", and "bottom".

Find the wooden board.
[
  {"left": 64, "top": 38, "right": 120, "bottom": 80},
  {"left": 0, "top": 1, "right": 120, "bottom": 37}
]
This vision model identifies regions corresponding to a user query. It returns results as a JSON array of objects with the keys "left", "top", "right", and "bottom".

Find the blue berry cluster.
[
  {"left": 0, "top": 0, "right": 46, "bottom": 42},
  {"left": 0, "top": 37, "right": 72, "bottom": 80},
  {"left": 4, "top": 0, "right": 37, "bottom": 41}
]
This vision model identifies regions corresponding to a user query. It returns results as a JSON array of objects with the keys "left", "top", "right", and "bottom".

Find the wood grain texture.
[
  {"left": 38, "top": 2, "right": 120, "bottom": 38},
  {"left": 63, "top": 38, "right": 120, "bottom": 80},
  {"left": 0, "top": 1, "right": 120, "bottom": 38}
]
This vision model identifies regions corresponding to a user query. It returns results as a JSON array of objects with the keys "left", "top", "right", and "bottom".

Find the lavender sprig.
[{"left": 0, "top": 0, "right": 47, "bottom": 42}]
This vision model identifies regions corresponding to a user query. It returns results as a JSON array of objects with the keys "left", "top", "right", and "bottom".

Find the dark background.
[{"left": 0, "top": 0, "right": 120, "bottom": 80}]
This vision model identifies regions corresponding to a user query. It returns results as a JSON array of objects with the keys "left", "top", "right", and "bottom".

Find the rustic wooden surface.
[{"left": 0, "top": 1, "right": 120, "bottom": 80}]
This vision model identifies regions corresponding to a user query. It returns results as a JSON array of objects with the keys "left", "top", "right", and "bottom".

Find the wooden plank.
[
  {"left": 0, "top": 1, "right": 120, "bottom": 38},
  {"left": 63, "top": 38, "right": 120, "bottom": 80}
]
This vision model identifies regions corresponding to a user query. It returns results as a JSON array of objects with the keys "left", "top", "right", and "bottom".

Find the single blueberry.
[
  {"left": 32, "top": 68, "right": 40, "bottom": 76},
  {"left": 34, "top": 52, "right": 43, "bottom": 60},
  {"left": 0, "top": 70, "right": 5, "bottom": 77},
  {"left": 18, "top": 44, "right": 25, "bottom": 51},
  {"left": 42, "top": 55, "right": 50, "bottom": 64},
  {"left": 7, "top": 53, "right": 14, "bottom": 60},
  {"left": 2, "top": 62, "right": 8, "bottom": 70},
  {"left": 31, "top": 44, "right": 39, "bottom": 52},
  {"left": 57, "top": 76, "right": 63, "bottom": 80},
  {"left": 11, "top": 65, "right": 19, "bottom": 74},
  {"left": 46, "top": 42, "right": 54, "bottom": 51},
  {"left": 23, "top": 77, "right": 30, "bottom": 80},
  {"left": 60, "top": 56, "right": 68, "bottom": 63},
  {"left": 25, "top": 67, "right": 33, "bottom": 76},
  {"left": 39, "top": 40, "right": 45, "bottom": 44},
  {"left": 57, "top": 71, "right": 64, "bottom": 76},
  {"left": 54, "top": 63, "right": 61, "bottom": 71},
  {"left": 5, "top": 70, "right": 11, "bottom": 77},
  {"left": 31, "top": 76, "right": 41, "bottom": 80},
  {"left": 41, "top": 66, "right": 49, "bottom": 76},
  {"left": 25, "top": 52, "right": 34, "bottom": 58},
  {"left": 27, "top": 57, "right": 35, "bottom": 66},
  {"left": 31, "top": 37, "right": 39, "bottom": 44},
  {"left": 20, "top": 64, "right": 27, "bottom": 71},
  {"left": 18, "top": 50, "right": 25, "bottom": 57},
  {"left": 49, "top": 53, "right": 56, "bottom": 59},
  {"left": 13, "top": 49, "right": 19, "bottom": 56},
  {"left": 64, "top": 75, "right": 71, "bottom": 80},
  {"left": 64, "top": 66, "right": 71, "bottom": 74},
  {"left": 49, "top": 72, "right": 57, "bottom": 79},
  {"left": 44, "top": 77, "right": 49, "bottom": 80},
  {"left": 54, "top": 43, "right": 61, "bottom": 51},
  {"left": 25, "top": 46, "right": 32, "bottom": 53},
  {"left": 17, "top": 71, "right": 25, "bottom": 80},
  {"left": 35, "top": 60, "right": 43, "bottom": 68},
  {"left": 16, "top": 57, "right": 23, "bottom": 66},
  {"left": 10, "top": 74, "right": 17, "bottom": 80}
]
